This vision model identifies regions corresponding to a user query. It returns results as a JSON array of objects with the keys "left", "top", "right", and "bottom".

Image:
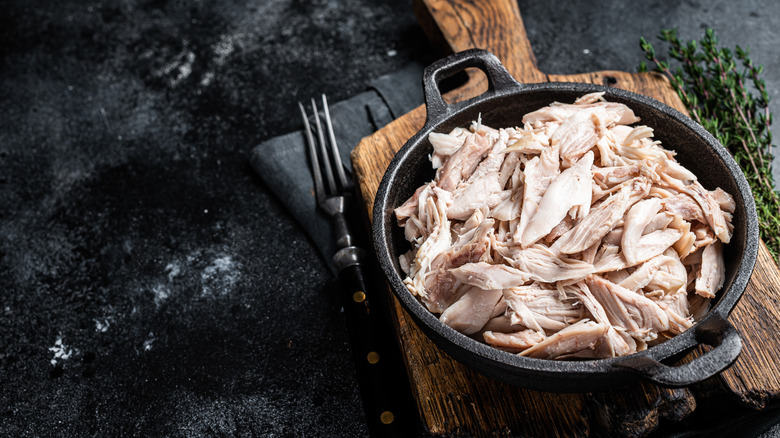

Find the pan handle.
[
  {"left": 422, "top": 49, "right": 520, "bottom": 128},
  {"left": 614, "top": 313, "right": 742, "bottom": 387}
]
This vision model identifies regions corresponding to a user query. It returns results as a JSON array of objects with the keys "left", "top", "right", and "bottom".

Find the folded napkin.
[{"left": 250, "top": 62, "right": 425, "bottom": 272}]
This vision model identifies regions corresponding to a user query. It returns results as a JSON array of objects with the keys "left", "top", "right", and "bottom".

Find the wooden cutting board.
[{"left": 351, "top": 0, "right": 780, "bottom": 435}]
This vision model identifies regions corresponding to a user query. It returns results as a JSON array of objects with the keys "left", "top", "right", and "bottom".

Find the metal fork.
[
  {"left": 298, "top": 95, "right": 407, "bottom": 436},
  {"left": 298, "top": 94, "right": 357, "bottom": 258}
]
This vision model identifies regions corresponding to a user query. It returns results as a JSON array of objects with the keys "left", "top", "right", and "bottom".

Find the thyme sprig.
[{"left": 639, "top": 28, "right": 780, "bottom": 262}]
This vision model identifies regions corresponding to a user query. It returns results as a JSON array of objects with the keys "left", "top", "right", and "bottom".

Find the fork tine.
[
  {"left": 311, "top": 98, "right": 337, "bottom": 195},
  {"left": 299, "top": 101, "right": 325, "bottom": 203},
  {"left": 321, "top": 94, "right": 349, "bottom": 191}
]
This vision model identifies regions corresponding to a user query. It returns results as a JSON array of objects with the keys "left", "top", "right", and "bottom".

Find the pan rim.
[{"left": 373, "top": 80, "right": 759, "bottom": 386}]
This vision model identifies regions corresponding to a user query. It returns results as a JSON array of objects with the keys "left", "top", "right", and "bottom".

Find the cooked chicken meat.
[
  {"left": 484, "top": 329, "right": 546, "bottom": 353},
  {"left": 521, "top": 151, "right": 593, "bottom": 246},
  {"left": 439, "top": 287, "right": 503, "bottom": 335},
  {"left": 395, "top": 93, "right": 733, "bottom": 359}
]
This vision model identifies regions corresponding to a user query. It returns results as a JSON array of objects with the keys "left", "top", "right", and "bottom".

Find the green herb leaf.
[{"left": 640, "top": 28, "right": 780, "bottom": 262}]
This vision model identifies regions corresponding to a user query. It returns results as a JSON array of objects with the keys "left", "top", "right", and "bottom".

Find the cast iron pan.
[{"left": 373, "top": 49, "right": 759, "bottom": 392}]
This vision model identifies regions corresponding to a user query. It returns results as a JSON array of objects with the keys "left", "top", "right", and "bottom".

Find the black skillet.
[{"left": 373, "top": 49, "right": 759, "bottom": 392}]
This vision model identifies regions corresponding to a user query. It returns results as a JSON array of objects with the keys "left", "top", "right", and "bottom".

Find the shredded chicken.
[
  {"left": 395, "top": 94, "right": 732, "bottom": 359},
  {"left": 484, "top": 329, "right": 546, "bottom": 353}
]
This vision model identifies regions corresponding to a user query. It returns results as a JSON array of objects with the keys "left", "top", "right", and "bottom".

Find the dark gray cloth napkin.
[{"left": 249, "top": 62, "right": 425, "bottom": 272}]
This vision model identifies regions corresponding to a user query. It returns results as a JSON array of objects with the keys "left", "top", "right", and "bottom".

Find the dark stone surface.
[
  {"left": 0, "top": 1, "right": 427, "bottom": 436},
  {"left": 1, "top": 0, "right": 779, "bottom": 437}
]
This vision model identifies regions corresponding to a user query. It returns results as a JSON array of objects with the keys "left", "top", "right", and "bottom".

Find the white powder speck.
[
  {"left": 156, "top": 47, "right": 188, "bottom": 76},
  {"left": 387, "top": 49, "right": 397, "bottom": 57},
  {"left": 203, "top": 256, "right": 235, "bottom": 277},
  {"left": 95, "top": 318, "right": 111, "bottom": 333},
  {"left": 152, "top": 284, "right": 170, "bottom": 307},
  {"left": 200, "top": 71, "right": 215, "bottom": 87},
  {"left": 172, "top": 51, "right": 196, "bottom": 86},
  {"left": 143, "top": 333, "right": 155, "bottom": 351},
  {"left": 212, "top": 35, "right": 236, "bottom": 66},
  {"left": 49, "top": 336, "right": 74, "bottom": 365},
  {"left": 165, "top": 262, "right": 181, "bottom": 282},
  {"left": 201, "top": 255, "right": 240, "bottom": 296},
  {"left": 153, "top": 48, "right": 196, "bottom": 87},
  {"left": 583, "top": 49, "right": 591, "bottom": 55}
]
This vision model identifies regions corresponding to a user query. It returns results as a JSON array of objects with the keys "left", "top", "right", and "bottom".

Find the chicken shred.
[{"left": 395, "top": 95, "right": 732, "bottom": 359}]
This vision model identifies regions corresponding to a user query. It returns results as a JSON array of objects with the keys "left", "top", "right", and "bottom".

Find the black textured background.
[{"left": 1, "top": 0, "right": 779, "bottom": 437}]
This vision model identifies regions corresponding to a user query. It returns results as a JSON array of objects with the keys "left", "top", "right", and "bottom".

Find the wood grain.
[
  {"left": 417, "top": 0, "right": 546, "bottom": 84},
  {"left": 351, "top": 0, "right": 780, "bottom": 435},
  {"left": 719, "top": 240, "right": 780, "bottom": 408},
  {"left": 395, "top": 302, "right": 589, "bottom": 437}
]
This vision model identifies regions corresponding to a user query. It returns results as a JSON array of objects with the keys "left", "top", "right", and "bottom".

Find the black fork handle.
[{"left": 333, "top": 246, "right": 413, "bottom": 437}]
